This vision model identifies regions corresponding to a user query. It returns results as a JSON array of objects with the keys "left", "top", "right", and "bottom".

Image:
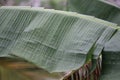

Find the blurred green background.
[{"left": 0, "top": 0, "right": 67, "bottom": 10}]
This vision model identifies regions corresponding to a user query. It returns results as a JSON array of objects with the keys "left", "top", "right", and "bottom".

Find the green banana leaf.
[
  {"left": 68, "top": 0, "right": 120, "bottom": 25},
  {"left": 0, "top": 6, "right": 119, "bottom": 80},
  {"left": 12, "top": 10, "right": 103, "bottom": 72},
  {"left": 5, "top": 7, "right": 115, "bottom": 72},
  {"left": 100, "top": 29, "right": 120, "bottom": 80}
]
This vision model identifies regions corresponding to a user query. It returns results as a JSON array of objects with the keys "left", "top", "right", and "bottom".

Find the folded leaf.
[
  {"left": 0, "top": 6, "right": 115, "bottom": 72},
  {"left": 0, "top": 6, "right": 119, "bottom": 80}
]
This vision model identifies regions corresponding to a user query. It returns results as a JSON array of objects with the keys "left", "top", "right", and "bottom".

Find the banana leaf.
[
  {"left": 100, "top": 29, "right": 120, "bottom": 80},
  {"left": 0, "top": 6, "right": 119, "bottom": 80},
  {"left": 6, "top": 7, "right": 115, "bottom": 73},
  {"left": 68, "top": 0, "right": 120, "bottom": 25}
]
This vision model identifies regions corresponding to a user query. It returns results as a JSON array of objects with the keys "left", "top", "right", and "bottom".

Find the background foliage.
[{"left": 0, "top": 0, "right": 67, "bottom": 10}]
